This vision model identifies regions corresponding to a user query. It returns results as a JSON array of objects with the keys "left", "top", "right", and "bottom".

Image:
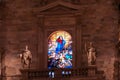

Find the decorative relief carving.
[{"left": 44, "top": 17, "right": 76, "bottom": 26}]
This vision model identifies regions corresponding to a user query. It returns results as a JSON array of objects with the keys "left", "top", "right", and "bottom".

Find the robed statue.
[
  {"left": 85, "top": 42, "right": 96, "bottom": 65},
  {"left": 19, "top": 45, "right": 32, "bottom": 68}
]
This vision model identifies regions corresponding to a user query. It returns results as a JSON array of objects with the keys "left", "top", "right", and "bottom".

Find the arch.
[{"left": 48, "top": 30, "right": 72, "bottom": 69}]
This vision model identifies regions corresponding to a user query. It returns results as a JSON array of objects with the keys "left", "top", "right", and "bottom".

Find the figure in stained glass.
[{"left": 55, "top": 36, "right": 66, "bottom": 54}]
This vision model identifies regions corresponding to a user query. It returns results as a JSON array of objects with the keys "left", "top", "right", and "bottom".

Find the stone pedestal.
[
  {"left": 20, "top": 69, "right": 29, "bottom": 80},
  {"left": 88, "top": 65, "right": 97, "bottom": 77}
]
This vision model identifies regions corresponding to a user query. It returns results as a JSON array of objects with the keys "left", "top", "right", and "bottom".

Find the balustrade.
[{"left": 20, "top": 65, "right": 105, "bottom": 80}]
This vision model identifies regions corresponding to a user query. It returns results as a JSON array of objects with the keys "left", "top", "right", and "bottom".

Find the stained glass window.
[{"left": 48, "top": 31, "right": 72, "bottom": 69}]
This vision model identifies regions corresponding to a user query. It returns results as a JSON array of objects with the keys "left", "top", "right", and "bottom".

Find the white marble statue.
[{"left": 20, "top": 45, "right": 32, "bottom": 68}]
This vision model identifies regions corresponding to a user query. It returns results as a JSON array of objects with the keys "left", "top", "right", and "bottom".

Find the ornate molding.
[{"left": 33, "top": 0, "right": 80, "bottom": 13}]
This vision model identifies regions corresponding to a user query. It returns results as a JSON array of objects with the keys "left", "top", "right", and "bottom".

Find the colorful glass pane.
[{"left": 48, "top": 31, "right": 72, "bottom": 69}]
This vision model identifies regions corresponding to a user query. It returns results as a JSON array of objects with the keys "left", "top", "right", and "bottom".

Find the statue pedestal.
[
  {"left": 87, "top": 65, "right": 97, "bottom": 77},
  {"left": 20, "top": 69, "right": 29, "bottom": 80}
]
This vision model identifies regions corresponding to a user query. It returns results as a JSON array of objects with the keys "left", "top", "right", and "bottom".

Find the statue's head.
[
  {"left": 90, "top": 42, "right": 93, "bottom": 47},
  {"left": 25, "top": 45, "right": 28, "bottom": 51}
]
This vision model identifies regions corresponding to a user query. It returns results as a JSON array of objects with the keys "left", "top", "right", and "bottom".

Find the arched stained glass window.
[{"left": 48, "top": 31, "right": 72, "bottom": 69}]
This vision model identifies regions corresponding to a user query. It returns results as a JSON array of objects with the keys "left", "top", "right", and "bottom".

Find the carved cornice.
[{"left": 33, "top": 0, "right": 80, "bottom": 14}]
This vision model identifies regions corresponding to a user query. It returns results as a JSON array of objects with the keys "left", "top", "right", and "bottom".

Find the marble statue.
[
  {"left": 86, "top": 42, "right": 96, "bottom": 65},
  {"left": 20, "top": 45, "right": 32, "bottom": 68}
]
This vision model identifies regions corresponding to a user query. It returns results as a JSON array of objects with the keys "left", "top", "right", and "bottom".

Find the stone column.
[
  {"left": 37, "top": 15, "right": 46, "bottom": 69},
  {"left": 75, "top": 13, "right": 83, "bottom": 68}
]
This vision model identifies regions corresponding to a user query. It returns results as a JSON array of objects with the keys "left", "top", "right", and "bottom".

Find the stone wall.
[
  {"left": 2, "top": 0, "right": 39, "bottom": 79},
  {"left": 81, "top": 1, "right": 118, "bottom": 80},
  {"left": 0, "top": 0, "right": 119, "bottom": 80}
]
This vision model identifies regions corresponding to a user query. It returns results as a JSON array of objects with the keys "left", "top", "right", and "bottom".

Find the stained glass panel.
[{"left": 48, "top": 31, "right": 72, "bottom": 69}]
